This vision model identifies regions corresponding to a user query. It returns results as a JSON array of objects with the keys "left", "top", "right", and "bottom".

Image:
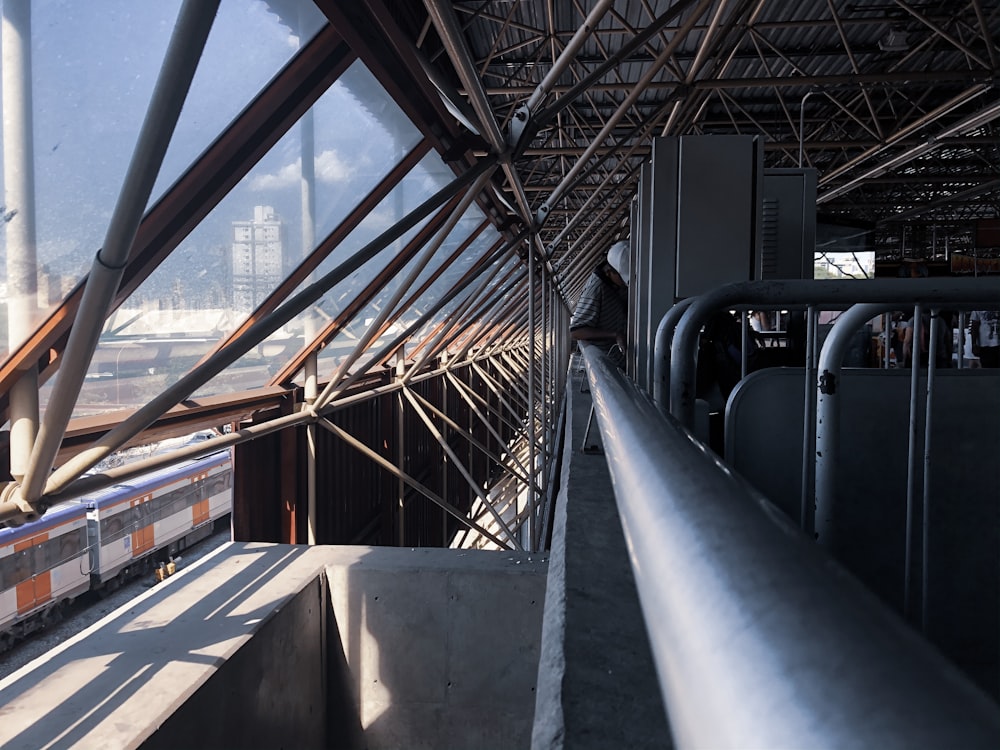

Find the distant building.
[{"left": 231, "top": 205, "right": 284, "bottom": 313}]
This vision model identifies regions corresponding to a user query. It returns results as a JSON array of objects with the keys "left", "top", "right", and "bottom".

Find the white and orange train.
[{"left": 0, "top": 450, "right": 232, "bottom": 649}]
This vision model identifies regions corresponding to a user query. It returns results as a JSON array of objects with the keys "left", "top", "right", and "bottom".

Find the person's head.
[{"left": 606, "top": 240, "right": 629, "bottom": 286}]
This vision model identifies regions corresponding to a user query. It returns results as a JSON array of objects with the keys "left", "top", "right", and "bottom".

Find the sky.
[{"left": 1, "top": 0, "right": 324, "bottom": 289}]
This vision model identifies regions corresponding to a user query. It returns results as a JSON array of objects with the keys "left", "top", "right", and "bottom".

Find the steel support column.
[
  {"left": 21, "top": 0, "right": 221, "bottom": 507},
  {"left": 1, "top": 0, "right": 39, "bottom": 485}
]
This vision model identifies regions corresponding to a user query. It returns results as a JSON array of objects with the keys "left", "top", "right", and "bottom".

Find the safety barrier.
[{"left": 581, "top": 342, "right": 1000, "bottom": 748}]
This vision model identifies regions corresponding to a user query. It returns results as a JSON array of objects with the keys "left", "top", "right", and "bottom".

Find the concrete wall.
[
  {"left": 0, "top": 544, "right": 545, "bottom": 750},
  {"left": 143, "top": 575, "right": 328, "bottom": 750},
  {"left": 327, "top": 547, "right": 546, "bottom": 750}
]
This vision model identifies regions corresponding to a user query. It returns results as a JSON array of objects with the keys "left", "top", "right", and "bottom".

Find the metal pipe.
[
  {"left": 798, "top": 90, "right": 816, "bottom": 167},
  {"left": 21, "top": 0, "right": 221, "bottom": 505},
  {"left": 527, "top": 249, "right": 538, "bottom": 551},
  {"left": 2, "top": 0, "right": 40, "bottom": 483},
  {"left": 580, "top": 342, "right": 1000, "bottom": 748},
  {"left": 299, "top": 48, "right": 318, "bottom": 545},
  {"left": 667, "top": 278, "right": 1000, "bottom": 429},
  {"left": 539, "top": 385, "right": 567, "bottom": 550},
  {"left": 799, "top": 305, "right": 818, "bottom": 533},
  {"left": 958, "top": 311, "right": 967, "bottom": 368},
  {"left": 539, "top": 264, "right": 550, "bottom": 551},
  {"left": 652, "top": 298, "right": 696, "bottom": 413},
  {"left": 921, "top": 308, "right": 939, "bottom": 632},
  {"left": 396, "top": 389, "right": 405, "bottom": 546},
  {"left": 34, "top": 158, "right": 496, "bottom": 500},
  {"left": 904, "top": 304, "right": 922, "bottom": 618},
  {"left": 526, "top": 0, "right": 614, "bottom": 113},
  {"left": 814, "top": 303, "right": 885, "bottom": 547},
  {"left": 422, "top": 0, "right": 505, "bottom": 155},
  {"left": 305, "top": 351, "right": 318, "bottom": 546},
  {"left": 531, "top": 0, "right": 698, "bottom": 136},
  {"left": 420, "top": 0, "right": 541, "bottom": 236}
]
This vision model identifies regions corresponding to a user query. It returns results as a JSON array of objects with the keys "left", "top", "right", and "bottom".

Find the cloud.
[
  {"left": 249, "top": 149, "right": 356, "bottom": 190},
  {"left": 315, "top": 149, "right": 356, "bottom": 183},
  {"left": 250, "top": 161, "right": 300, "bottom": 191}
]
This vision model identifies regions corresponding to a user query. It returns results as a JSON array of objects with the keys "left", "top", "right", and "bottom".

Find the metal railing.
[
  {"left": 656, "top": 277, "right": 1000, "bottom": 540},
  {"left": 581, "top": 342, "right": 1000, "bottom": 749}
]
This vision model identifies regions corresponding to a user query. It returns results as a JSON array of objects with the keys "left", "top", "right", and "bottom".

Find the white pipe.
[
  {"left": 2, "top": 0, "right": 39, "bottom": 482},
  {"left": 814, "top": 303, "right": 884, "bottom": 547}
]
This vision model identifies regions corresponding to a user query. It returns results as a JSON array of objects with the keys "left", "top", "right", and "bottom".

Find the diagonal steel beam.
[
  {"left": 444, "top": 366, "right": 538, "bottom": 486},
  {"left": 400, "top": 385, "right": 523, "bottom": 549},
  {"left": 470, "top": 359, "right": 536, "bottom": 437},
  {"left": 312, "top": 167, "right": 497, "bottom": 410},
  {"left": 447, "top": 366, "right": 525, "bottom": 443},
  {"left": 317, "top": 415, "right": 513, "bottom": 550},
  {"left": 400, "top": 237, "right": 522, "bottom": 381},
  {"left": 20, "top": 0, "right": 220, "bottom": 510},
  {"left": 892, "top": 0, "right": 990, "bottom": 69},
  {"left": 405, "top": 386, "right": 543, "bottom": 495},
  {"left": 35, "top": 158, "right": 496, "bottom": 502}
]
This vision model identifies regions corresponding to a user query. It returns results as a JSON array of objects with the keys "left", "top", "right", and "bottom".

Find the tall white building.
[{"left": 231, "top": 205, "right": 284, "bottom": 313}]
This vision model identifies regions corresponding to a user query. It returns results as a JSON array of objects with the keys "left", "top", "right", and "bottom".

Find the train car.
[
  {"left": 86, "top": 451, "right": 232, "bottom": 590},
  {"left": 0, "top": 501, "right": 92, "bottom": 647}
]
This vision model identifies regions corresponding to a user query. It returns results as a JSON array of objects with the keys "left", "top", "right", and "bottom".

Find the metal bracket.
[
  {"left": 818, "top": 370, "right": 837, "bottom": 395},
  {"left": 508, "top": 103, "right": 530, "bottom": 148},
  {"left": 581, "top": 404, "right": 603, "bottom": 454}
]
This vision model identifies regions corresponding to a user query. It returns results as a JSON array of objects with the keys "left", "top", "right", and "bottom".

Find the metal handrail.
[
  {"left": 581, "top": 342, "right": 1000, "bottom": 749},
  {"left": 663, "top": 277, "right": 1000, "bottom": 429}
]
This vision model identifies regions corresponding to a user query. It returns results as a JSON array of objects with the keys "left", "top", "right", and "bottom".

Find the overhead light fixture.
[{"left": 879, "top": 28, "right": 909, "bottom": 53}]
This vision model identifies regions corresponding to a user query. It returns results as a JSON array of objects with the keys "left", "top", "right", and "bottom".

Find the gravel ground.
[{"left": 0, "top": 527, "right": 232, "bottom": 680}]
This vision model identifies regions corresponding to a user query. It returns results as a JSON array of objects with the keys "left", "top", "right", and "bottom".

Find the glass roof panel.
[
  {"left": 400, "top": 231, "right": 507, "bottom": 359},
  {"left": 388, "top": 223, "right": 502, "bottom": 349},
  {"left": 186, "top": 150, "right": 454, "bottom": 399},
  {"left": 47, "top": 57, "right": 421, "bottom": 417},
  {"left": 0, "top": 0, "right": 325, "bottom": 356},
  {"left": 313, "top": 206, "right": 495, "bottom": 380}
]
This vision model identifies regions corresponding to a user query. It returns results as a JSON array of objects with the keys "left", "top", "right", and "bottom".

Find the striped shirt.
[{"left": 570, "top": 272, "right": 627, "bottom": 340}]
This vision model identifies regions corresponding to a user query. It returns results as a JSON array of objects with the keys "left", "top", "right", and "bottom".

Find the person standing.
[
  {"left": 569, "top": 240, "right": 629, "bottom": 353},
  {"left": 970, "top": 310, "right": 1000, "bottom": 367}
]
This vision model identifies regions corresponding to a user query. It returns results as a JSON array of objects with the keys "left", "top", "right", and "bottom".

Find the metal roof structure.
[
  {"left": 402, "top": 0, "right": 1000, "bottom": 293},
  {"left": 1, "top": 3, "right": 1000, "bottom": 743},
  {"left": 0, "top": 0, "right": 997, "bottom": 537}
]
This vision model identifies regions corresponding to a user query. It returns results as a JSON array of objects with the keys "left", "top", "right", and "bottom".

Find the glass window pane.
[
  {"left": 185, "top": 150, "right": 458, "bottom": 396},
  {"left": 48, "top": 59, "right": 423, "bottom": 416},
  {"left": 0, "top": 1, "right": 326, "bottom": 357}
]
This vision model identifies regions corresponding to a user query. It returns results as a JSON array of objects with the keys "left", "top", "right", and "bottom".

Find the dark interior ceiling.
[{"left": 383, "top": 0, "right": 1000, "bottom": 287}]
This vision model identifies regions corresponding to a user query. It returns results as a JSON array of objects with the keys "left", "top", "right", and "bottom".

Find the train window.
[
  {"left": 33, "top": 541, "right": 51, "bottom": 572},
  {"left": 58, "top": 528, "right": 85, "bottom": 562},
  {"left": 102, "top": 514, "right": 125, "bottom": 543},
  {"left": 9, "top": 548, "right": 32, "bottom": 585}
]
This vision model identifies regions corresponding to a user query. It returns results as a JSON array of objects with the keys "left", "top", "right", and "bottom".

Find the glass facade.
[{"left": 1, "top": 1, "right": 326, "bottom": 355}]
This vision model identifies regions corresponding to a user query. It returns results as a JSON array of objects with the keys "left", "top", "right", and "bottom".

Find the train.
[{"left": 0, "top": 449, "right": 232, "bottom": 650}]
